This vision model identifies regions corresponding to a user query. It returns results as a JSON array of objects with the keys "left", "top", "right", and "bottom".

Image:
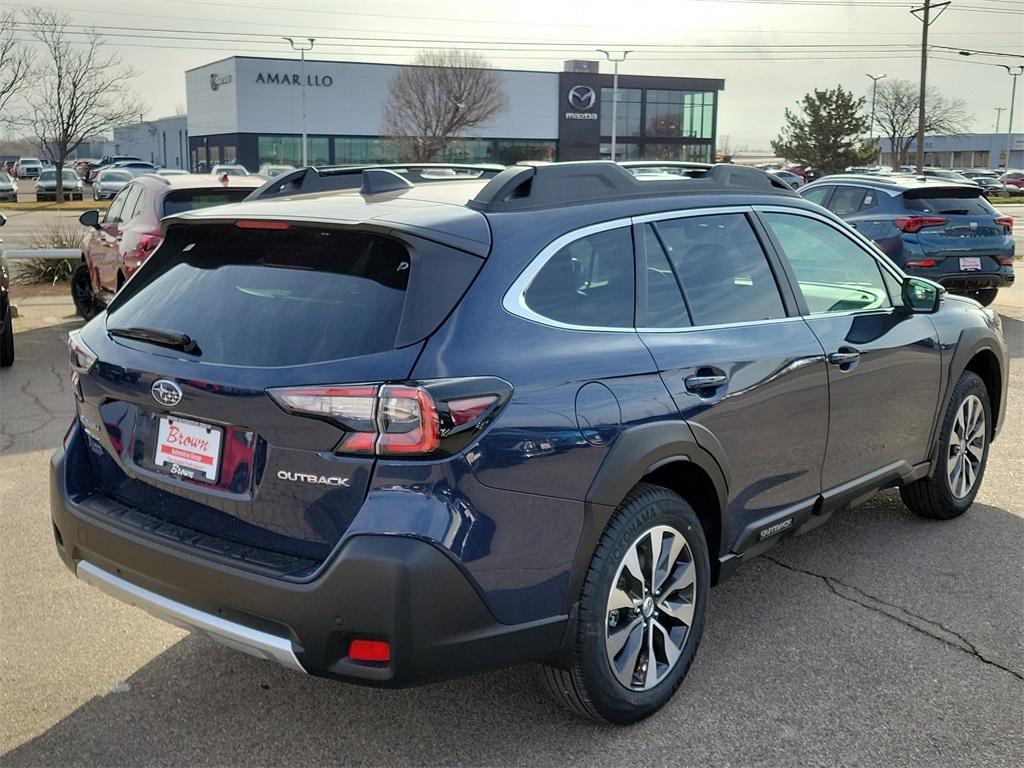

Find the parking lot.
[{"left": 1, "top": 241, "right": 1021, "bottom": 765}]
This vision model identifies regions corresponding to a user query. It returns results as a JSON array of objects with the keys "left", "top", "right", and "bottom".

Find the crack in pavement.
[{"left": 764, "top": 555, "right": 1024, "bottom": 682}]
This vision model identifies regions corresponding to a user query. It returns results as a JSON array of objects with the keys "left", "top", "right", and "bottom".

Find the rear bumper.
[
  {"left": 50, "top": 437, "right": 566, "bottom": 686},
  {"left": 905, "top": 266, "right": 1014, "bottom": 291}
]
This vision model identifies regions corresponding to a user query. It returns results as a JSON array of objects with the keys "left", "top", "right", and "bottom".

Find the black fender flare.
[{"left": 550, "top": 420, "right": 731, "bottom": 666}]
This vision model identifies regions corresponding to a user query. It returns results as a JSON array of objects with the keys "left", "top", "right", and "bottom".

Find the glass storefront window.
[
  {"left": 645, "top": 91, "right": 715, "bottom": 140},
  {"left": 258, "top": 135, "right": 329, "bottom": 167},
  {"left": 600, "top": 88, "right": 642, "bottom": 138},
  {"left": 643, "top": 143, "right": 713, "bottom": 162},
  {"left": 496, "top": 140, "right": 556, "bottom": 164},
  {"left": 599, "top": 142, "right": 640, "bottom": 160}
]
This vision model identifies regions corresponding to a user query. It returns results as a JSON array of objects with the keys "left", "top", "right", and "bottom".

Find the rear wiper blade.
[
  {"left": 108, "top": 326, "right": 201, "bottom": 355},
  {"left": 938, "top": 209, "right": 969, "bottom": 215}
]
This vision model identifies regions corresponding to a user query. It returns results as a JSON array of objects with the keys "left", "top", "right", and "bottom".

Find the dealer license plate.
[{"left": 154, "top": 416, "right": 223, "bottom": 482}]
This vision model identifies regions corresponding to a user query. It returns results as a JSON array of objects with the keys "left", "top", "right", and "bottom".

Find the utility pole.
[
  {"left": 597, "top": 49, "right": 632, "bottom": 162},
  {"left": 994, "top": 107, "right": 1006, "bottom": 133},
  {"left": 1004, "top": 66, "right": 1022, "bottom": 170},
  {"left": 867, "top": 73, "right": 886, "bottom": 165},
  {"left": 910, "top": 0, "right": 949, "bottom": 173},
  {"left": 284, "top": 37, "right": 316, "bottom": 167}
]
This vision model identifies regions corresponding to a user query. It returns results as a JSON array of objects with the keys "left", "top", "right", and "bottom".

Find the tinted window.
[
  {"left": 104, "top": 187, "right": 131, "bottom": 224},
  {"left": 801, "top": 185, "right": 831, "bottom": 206},
  {"left": 902, "top": 188, "right": 994, "bottom": 215},
  {"left": 162, "top": 189, "right": 255, "bottom": 217},
  {"left": 653, "top": 213, "right": 786, "bottom": 325},
  {"left": 642, "top": 224, "right": 690, "bottom": 328},
  {"left": 116, "top": 185, "right": 143, "bottom": 223},
  {"left": 107, "top": 226, "right": 411, "bottom": 366},
  {"left": 524, "top": 227, "right": 634, "bottom": 328},
  {"left": 763, "top": 212, "right": 891, "bottom": 314},
  {"left": 828, "top": 186, "right": 866, "bottom": 215}
]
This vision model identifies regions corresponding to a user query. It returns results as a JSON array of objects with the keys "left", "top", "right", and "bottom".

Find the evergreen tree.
[{"left": 772, "top": 87, "right": 876, "bottom": 174}]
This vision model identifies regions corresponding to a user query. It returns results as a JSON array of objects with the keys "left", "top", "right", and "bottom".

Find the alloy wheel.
[
  {"left": 605, "top": 524, "right": 696, "bottom": 691},
  {"left": 947, "top": 394, "right": 985, "bottom": 499}
]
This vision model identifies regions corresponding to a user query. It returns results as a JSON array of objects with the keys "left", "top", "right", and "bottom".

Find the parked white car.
[{"left": 35, "top": 168, "right": 84, "bottom": 201}]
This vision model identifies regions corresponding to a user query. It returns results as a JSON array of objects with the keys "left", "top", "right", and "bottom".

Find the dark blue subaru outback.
[{"left": 51, "top": 162, "right": 1009, "bottom": 723}]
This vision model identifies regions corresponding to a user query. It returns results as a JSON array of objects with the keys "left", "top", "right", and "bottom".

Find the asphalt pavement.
[{"left": 0, "top": 268, "right": 1022, "bottom": 767}]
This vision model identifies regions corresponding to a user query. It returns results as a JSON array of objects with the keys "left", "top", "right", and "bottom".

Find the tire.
[
  {"left": 71, "top": 263, "right": 97, "bottom": 320},
  {"left": 973, "top": 288, "right": 998, "bottom": 307},
  {"left": 901, "top": 371, "right": 991, "bottom": 520},
  {"left": 539, "top": 483, "right": 710, "bottom": 724},
  {"left": 0, "top": 305, "right": 13, "bottom": 368}
]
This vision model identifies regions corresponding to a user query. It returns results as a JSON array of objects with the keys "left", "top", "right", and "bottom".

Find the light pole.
[
  {"left": 867, "top": 73, "right": 886, "bottom": 165},
  {"left": 959, "top": 52, "right": 1023, "bottom": 169},
  {"left": 597, "top": 49, "right": 632, "bottom": 162},
  {"left": 284, "top": 37, "right": 315, "bottom": 167}
]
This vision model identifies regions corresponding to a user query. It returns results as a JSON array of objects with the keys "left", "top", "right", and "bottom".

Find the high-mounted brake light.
[
  {"left": 267, "top": 378, "right": 511, "bottom": 457},
  {"left": 894, "top": 216, "right": 948, "bottom": 234},
  {"left": 235, "top": 220, "right": 291, "bottom": 230}
]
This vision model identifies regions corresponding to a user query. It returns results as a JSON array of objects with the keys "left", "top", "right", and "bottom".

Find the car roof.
[
  {"left": 804, "top": 173, "right": 981, "bottom": 192},
  {"left": 133, "top": 173, "right": 264, "bottom": 190}
]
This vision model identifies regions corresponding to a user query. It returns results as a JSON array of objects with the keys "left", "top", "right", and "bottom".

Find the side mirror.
[
  {"left": 78, "top": 209, "right": 101, "bottom": 230},
  {"left": 0, "top": 213, "right": 6, "bottom": 227},
  {"left": 902, "top": 276, "right": 943, "bottom": 313}
]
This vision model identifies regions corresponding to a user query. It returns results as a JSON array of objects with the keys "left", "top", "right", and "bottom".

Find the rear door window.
[
  {"left": 651, "top": 213, "right": 786, "bottom": 326},
  {"left": 523, "top": 227, "right": 635, "bottom": 328},
  {"left": 827, "top": 186, "right": 867, "bottom": 215},
  {"left": 162, "top": 189, "right": 255, "bottom": 217},
  {"left": 107, "top": 226, "right": 412, "bottom": 366},
  {"left": 902, "top": 188, "right": 994, "bottom": 215}
]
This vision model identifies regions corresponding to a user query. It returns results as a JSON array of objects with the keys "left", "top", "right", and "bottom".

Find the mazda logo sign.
[
  {"left": 151, "top": 379, "right": 183, "bottom": 407},
  {"left": 567, "top": 85, "right": 597, "bottom": 111}
]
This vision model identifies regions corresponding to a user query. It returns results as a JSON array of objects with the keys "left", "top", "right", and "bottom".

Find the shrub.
[{"left": 11, "top": 218, "right": 83, "bottom": 285}]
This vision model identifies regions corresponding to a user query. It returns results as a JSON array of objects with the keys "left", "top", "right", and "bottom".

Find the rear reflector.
[
  {"left": 234, "top": 220, "right": 291, "bottom": 230},
  {"left": 348, "top": 639, "right": 391, "bottom": 663},
  {"left": 1000, "top": 257, "right": 1015, "bottom": 266},
  {"left": 904, "top": 259, "right": 937, "bottom": 268}
]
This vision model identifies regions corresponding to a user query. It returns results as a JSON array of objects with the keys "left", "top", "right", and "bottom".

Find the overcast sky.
[{"left": 12, "top": 0, "right": 1024, "bottom": 150}]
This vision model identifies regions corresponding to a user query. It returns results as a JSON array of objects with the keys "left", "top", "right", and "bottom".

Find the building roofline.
[{"left": 185, "top": 54, "right": 725, "bottom": 86}]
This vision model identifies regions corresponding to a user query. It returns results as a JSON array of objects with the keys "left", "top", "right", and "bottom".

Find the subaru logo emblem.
[
  {"left": 567, "top": 85, "right": 597, "bottom": 111},
  {"left": 151, "top": 379, "right": 183, "bottom": 407}
]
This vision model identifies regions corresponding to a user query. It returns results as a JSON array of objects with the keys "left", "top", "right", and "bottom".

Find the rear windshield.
[
  {"left": 902, "top": 188, "right": 994, "bottom": 215},
  {"left": 162, "top": 189, "right": 255, "bottom": 216},
  {"left": 107, "top": 226, "right": 410, "bottom": 366}
]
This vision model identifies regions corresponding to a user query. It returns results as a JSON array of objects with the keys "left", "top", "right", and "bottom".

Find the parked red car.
[
  {"left": 1000, "top": 171, "right": 1024, "bottom": 189},
  {"left": 72, "top": 173, "right": 264, "bottom": 318}
]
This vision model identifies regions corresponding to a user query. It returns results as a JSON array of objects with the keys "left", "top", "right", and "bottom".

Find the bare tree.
[
  {"left": 26, "top": 9, "right": 145, "bottom": 201},
  {"left": 382, "top": 49, "right": 507, "bottom": 162},
  {"left": 0, "top": 10, "right": 34, "bottom": 120},
  {"left": 874, "top": 79, "right": 972, "bottom": 167}
]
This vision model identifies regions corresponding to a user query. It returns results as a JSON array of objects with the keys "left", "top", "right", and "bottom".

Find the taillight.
[
  {"left": 138, "top": 233, "right": 162, "bottom": 253},
  {"left": 267, "top": 378, "right": 511, "bottom": 457},
  {"left": 894, "top": 216, "right": 948, "bottom": 233},
  {"left": 904, "top": 258, "right": 937, "bottom": 268},
  {"left": 994, "top": 215, "right": 1014, "bottom": 233},
  {"left": 1000, "top": 257, "right": 1015, "bottom": 266},
  {"left": 68, "top": 331, "right": 97, "bottom": 375}
]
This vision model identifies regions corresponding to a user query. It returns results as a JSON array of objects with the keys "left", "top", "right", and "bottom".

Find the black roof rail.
[
  {"left": 246, "top": 162, "right": 506, "bottom": 201},
  {"left": 467, "top": 161, "right": 794, "bottom": 212}
]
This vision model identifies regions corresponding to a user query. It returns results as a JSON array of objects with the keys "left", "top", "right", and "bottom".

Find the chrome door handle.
[
  {"left": 827, "top": 349, "right": 861, "bottom": 366},
  {"left": 684, "top": 373, "right": 729, "bottom": 392}
]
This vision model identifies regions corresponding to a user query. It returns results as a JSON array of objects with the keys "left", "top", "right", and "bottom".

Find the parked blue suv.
[
  {"left": 51, "top": 162, "right": 1009, "bottom": 723},
  {"left": 799, "top": 174, "right": 1015, "bottom": 306}
]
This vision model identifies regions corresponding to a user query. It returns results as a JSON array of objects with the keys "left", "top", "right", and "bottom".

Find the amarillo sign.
[{"left": 256, "top": 72, "right": 334, "bottom": 87}]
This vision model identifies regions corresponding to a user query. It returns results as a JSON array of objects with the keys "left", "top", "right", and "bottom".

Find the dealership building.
[
  {"left": 183, "top": 56, "right": 724, "bottom": 171},
  {"left": 879, "top": 132, "right": 1024, "bottom": 171}
]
